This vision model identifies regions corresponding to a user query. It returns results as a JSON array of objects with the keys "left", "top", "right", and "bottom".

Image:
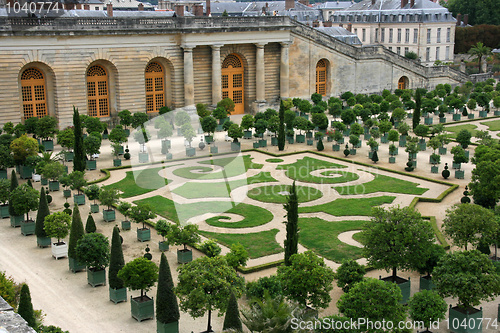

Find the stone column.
[
  {"left": 280, "top": 42, "right": 291, "bottom": 99},
  {"left": 211, "top": 44, "right": 223, "bottom": 106},
  {"left": 182, "top": 45, "right": 195, "bottom": 107},
  {"left": 255, "top": 43, "right": 267, "bottom": 102}
]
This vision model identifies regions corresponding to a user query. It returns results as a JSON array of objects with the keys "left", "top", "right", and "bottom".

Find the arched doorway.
[
  {"left": 86, "top": 65, "right": 109, "bottom": 117},
  {"left": 21, "top": 68, "right": 47, "bottom": 120},
  {"left": 316, "top": 59, "right": 327, "bottom": 96},
  {"left": 222, "top": 54, "right": 244, "bottom": 114},
  {"left": 398, "top": 76, "right": 409, "bottom": 90},
  {"left": 145, "top": 61, "right": 165, "bottom": 113}
]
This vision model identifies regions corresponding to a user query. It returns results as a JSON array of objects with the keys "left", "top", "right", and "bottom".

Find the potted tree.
[
  {"left": 213, "top": 105, "right": 230, "bottom": 126},
  {"left": 367, "top": 138, "right": 379, "bottom": 159},
  {"left": 57, "top": 127, "right": 75, "bottom": 162},
  {"left": 451, "top": 145, "right": 469, "bottom": 179},
  {"left": 84, "top": 184, "right": 100, "bottom": 213},
  {"left": 11, "top": 184, "right": 39, "bottom": 235},
  {"left": 10, "top": 135, "right": 38, "bottom": 179},
  {"left": 456, "top": 129, "right": 472, "bottom": 159},
  {"left": 109, "top": 226, "right": 127, "bottom": 304},
  {"left": 68, "top": 205, "right": 86, "bottom": 273},
  {"left": 0, "top": 147, "right": 14, "bottom": 180},
  {"left": 408, "top": 290, "right": 447, "bottom": 333},
  {"left": 433, "top": 250, "right": 500, "bottom": 333},
  {"left": 99, "top": 187, "right": 120, "bottom": 222},
  {"left": 156, "top": 219, "right": 172, "bottom": 252},
  {"left": 76, "top": 233, "right": 110, "bottom": 287},
  {"left": 387, "top": 129, "right": 399, "bottom": 155},
  {"left": 129, "top": 203, "right": 156, "bottom": 242},
  {"left": 60, "top": 174, "right": 72, "bottom": 200},
  {"left": 416, "top": 243, "right": 446, "bottom": 291},
  {"left": 157, "top": 121, "right": 174, "bottom": 158},
  {"left": 35, "top": 189, "right": 51, "bottom": 247},
  {"left": 0, "top": 179, "right": 9, "bottom": 219},
  {"left": 397, "top": 122, "right": 410, "bottom": 147},
  {"left": 69, "top": 171, "right": 87, "bottom": 205},
  {"left": 305, "top": 120, "right": 315, "bottom": 145},
  {"left": 331, "top": 129, "right": 343, "bottom": 152},
  {"left": 428, "top": 137, "right": 441, "bottom": 173},
  {"left": 8, "top": 170, "right": 23, "bottom": 227},
  {"left": 267, "top": 115, "right": 280, "bottom": 146},
  {"left": 41, "top": 161, "right": 65, "bottom": 192},
  {"left": 228, "top": 124, "right": 243, "bottom": 151},
  {"left": 134, "top": 126, "right": 150, "bottom": 163},
  {"left": 35, "top": 116, "right": 58, "bottom": 151},
  {"left": 254, "top": 119, "right": 268, "bottom": 147},
  {"left": 84, "top": 134, "right": 101, "bottom": 170},
  {"left": 348, "top": 135, "right": 359, "bottom": 155},
  {"left": 44, "top": 211, "right": 71, "bottom": 259},
  {"left": 350, "top": 123, "right": 364, "bottom": 147},
  {"left": 181, "top": 123, "right": 196, "bottom": 157},
  {"left": 118, "top": 201, "right": 132, "bottom": 231},
  {"left": 170, "top": 224, "right": 200, "bottom": 264},
  {"left": 118, "top": 257, "right": 158, "bottom": 322},
  {"left": 293, "top": 116, "right": 308, "bottom": 143},
  {"left": 108, "top": 125, "right": 127, "bottom": 157},
  {"left": 118, "top": 110, "right": 133, "bottom": 137},
  {"left": 378, "top": 120, "right": 392, "bottom": 144},
  {"left": 240, "top": 114, "right": 254, "bottom": 139},
  {"left": 413, "top": 124, "right": 429, "bottom": 151},
  {"left": 201, "top": 116, "right": 217, "bottom": 144}
]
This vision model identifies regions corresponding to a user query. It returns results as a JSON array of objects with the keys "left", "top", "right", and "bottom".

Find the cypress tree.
[
  {"left": 73, "top": 107, "right": 86, "bottom": 172},
  {"left": 283, "top": 181, "right": 299, "bottom": 266},
  {"left": 35, "top": 188, "right": 50, "bottom": 238},
  {"left": 412, "top": 88, "right": 422, "bottom": 130},
  {"left": 278, "top": 99, "right": 286, "bottom": 151},
  {"left": 371, "top": 150, "right": 379, "bottom": 163},
  {"left": 8, "top": 170, "right": 18, "bottom": 216},
  {"left": 68, "top": 205, "right": 84, "bottom": 260},
  {"left": 109, "top": 226, "right": 125, "bottom": 290},
  {"left": 222, "top": 291, "right": 242, "bottom": 332},
  {"left": 17, "top": 284, "right": 36, "bottom": 328},
  {"left": 317, "top": 138, "right": 324, "bottom": 151},
  {"left": 85, "top": 213, "right": 96, "bottom": 233},
  {"left": 156, "top": 252, "right": 179, "bottom": 325},
  {"left": 27, "top": 179, "right": 33, "bottom": 188}
]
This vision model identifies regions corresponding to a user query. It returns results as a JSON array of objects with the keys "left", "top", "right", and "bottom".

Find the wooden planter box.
[
  {"left": 209, "top": 146, "right": 218, "bottom": 154},
  {"left": 381, "top": 276, "right": 411, "bottom": 304},
  {"left": 159, "top": 241, "right": 169, "bottom": 252},
  {"left": 243, "top": 130, "right": 252, "bottom": 139},
  {"left": 452, "top": 162, "right": 461, "bottom": 169},
  {"left": 37, "top": 236, "right": 51, "bottom": 248},
  {"left": 307, "top": 139, "right": 314, "bottom": 146},
  {"left": 160, "top": 140, "right": 171, "bottom": 154},
  {"left": 495, "top": 111, "right": 500, "bottom": 116},
  {"left": 380, "top": 135, "right": 389, "bottom": 144},
  {"left": 63, "top": 189, "right": 71, "bottom": 198},
  {"left": 399, "top": 137, "right": 407, "bottom": 147},
  {"left": 109, "top": 287, "right": 127, "bottom": 304},
  {"left": 253, "top": 142, "right": 259, "bottom": 149},
  {"left": 204, "top": 135, "right": 214, "bottom": 144},
  {"left": 424, "top": 117, "right": 433, "bottom": 125},
  {"left": 48, "top": 180, "right": 60, "bottom": 191},
  {"left": 332, "top": 144, "right": 340, "bottom": 151},
  {"left": 349, "top": 149, "right": 357, "bottom": 155},
  {"left": 390, "top": 148, "right": 398, "bottom": 156},
  {"left": 337, "top": 137, "right": 344, "bottom": 144},
  {"left": 89, "top": 203, "right": 99, "bottom": 213},
  {"left": 42, "top": 140, "right": 54, "bottom": 151},
  {"left": 139, "top": 152, "right": 149, "bottom": 163},
  {"left": 131, "top": 296, "right": 154, "bottom": 322},
  {"left": 65, "top": 151, "right": 74, "bottom": 162},
  {"left": 418, "top": 142, "right": 427, "bottom": 151},
  {"left": 468, "top": 114, "right": 475, "bottom": 119},
  {"left": 20, "top": 165, "right": 34, "bottom": 179},
  {"left": 52, "top": 242, "right": 68, "bottom": 260},
  {"left": 113, "top": 159, "right": 122, "bottom": 167},
  {"left": 230, "top": 142, "right": 240, "bottom": 151},
  {"left": 157, "top": 321, "right": 179, "bottom": 333},
  {"left": 364, "top": 133, "right": 371, "bottom": 140},
  {"left": 419, "top": 276, "right": 435, "bottom": 291},
  {"left": 137, "top": 228, "right": 151, "bottom": 242},
  {"left": 296, "top": 134, "right": 305, "bottom": 143},
  {"left": 103, "top": 209, "right": 116, "bottom": 222},
  {"left": 389, "top": 157, "right": 396, "bottom": 163},
  {"left": 69, "top": 257, "right": 86, "bottom": 273},
  {"left": 185, "top": 147, "right": 196, "bottom": 157},
  {"left": 453, "top": 114, "right": 461, "bottom": 121},
  {"left": 165, "top": 153, "right": 173, "bottom": 160},
  {"left": 74, "top": 194, "right": 86, "bottom": 205},
  {"left": 439, "top": 147, "right": 447, "bottom": 155},
  {"left": 41, "top": 178, "right": 48, "bottom": 186},
  {"left": 431, "top": 165, "right": 439, "bottom": 174},
  {"left": 87, "top": 268, "right": 106, "bottom": 287},
  {"left": 439, "top": 117, "right": 447, "bottom": 123},
  {"left": 287, "top": 137, "right": 294, "bottom": 144},
  {"left": 271, "top": 137, "right": 278, "bottom": 146},
  {"left": 429, "top": 156, "right": 440, "bottom": 164},
  {"left": 259, "top": 139, "right": 267, "bottom": 147},
  {"left": 86, "top": 160, "right": 97, "bottom": 171},
  {"left": 121, "top": 220, "right": 131, "bottom": 231},
  {"left": 177, "top": 249, "right": 193, "bottom": 264},
  {"left": 455, "top": 170, "right": 465, "bottom": 179},
  {"left": 20, "top": 220, "right": 36, "bottom": 236},
  {"left": 0, "top": 204, "right": 9, "bottom": 219},
  {"left": 10, "top": 215, "right": 23, "bottom": 227},
  {"left": 479, "top": 110, "right": 487, "bottom": 118},
  {"left": 0, "top": 169, "right": 6, "bottom": 179},
  {"left": 448, "top": 306, "right": 483, "bottom": 333}
]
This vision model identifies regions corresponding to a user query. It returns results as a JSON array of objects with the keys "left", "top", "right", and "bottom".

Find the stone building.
[
  {"left": 330, "top": 0, "right": 456, "bottom": 66},
  {"left": 0, "top": 7, "right": 467, "bottom": 127}
]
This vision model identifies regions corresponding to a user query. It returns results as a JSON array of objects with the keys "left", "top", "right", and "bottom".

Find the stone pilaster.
[
  {"left": 280, "top": 41, "right": 291, "bottom": 99},
  {"left": 182, "top": 45, "right": 195, "bottom": 107},
  {"left": 255, "top": 43, "right": 267, "bottom": 102},
  {"left": 211, "top": 44, "right": 223, "bottom": 106}
]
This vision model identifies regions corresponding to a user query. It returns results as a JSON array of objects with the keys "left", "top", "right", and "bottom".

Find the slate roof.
[{"left": 316, "top": 25, "right": 362, "bottom": 44}]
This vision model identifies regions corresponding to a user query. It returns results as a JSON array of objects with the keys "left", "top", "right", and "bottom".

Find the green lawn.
[
  {"left": 247, "top": 184, "right": 323, "bottom": 204},
  {"left": 265, "top": 158, "right": 284, "bottom": 163},
  {"left": 199, "top": 229, "right": 282, "bottom": 259},
  {"left": 298, "top": 196, "right": 395, "bottom": 216},
  {"left": 333, "top": 173, "right": 428, "bottom": 196},
  {"left": 276, "top": 156, "right": 359, "bottom": 184},
  {"left": 172, "top": 172, "right": 277, "bottom": 199},
  {"left": 481, "top": 119, "right": 500, "bottom": 131},
  {"left": 205, "top": 203, "right": 273, "bottom": 228},
  {"left": 103, "top": 166, "right": 172, "bottom": 198},
  {"left": 444, "top": 124, "right": 478, "bottom": 138},
  {"left": 299, "top": 218, "right": 365, "bottom": 262},
  {"left": 173, "top": 155, "right": 262, "bottom": 180}
]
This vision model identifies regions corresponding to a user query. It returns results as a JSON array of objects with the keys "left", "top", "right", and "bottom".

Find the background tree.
[
  {"left": 443, "top": 203, "right": 497, "bottom": 250},
  {"left": 361, "top": 206, "right": 435, "bottom": 281},
  {"left": 283, "top": 181, "right": 298, "bottom": 266},
  {"left": 156, "top": 253, "right": 180, "bottom": 329},
  {"left": 468, "top": 42, "right": 492, "bottom": 73},
  {"left": 176, "top": 256, "right": 244, "bottom": 333},
  {"left": 225, "top": 243, "right": 249, "bottom": 270},
  {"left": 413, "top": 88, "right": 423, "bottom": 129},
  {"left": 73, "top": 107, "right": 86, "bottom": 172},
  {"left": 8, "top": 170, "right": 18, "bottom": 217},
  {"left": 109, "top": 226, "right": 125, "bottom": 291},
  {"left": 199, "top": 239, "right": 222, "bottom": 258},
  {"left": 85, "top": 213, "right": 96, "bottom": 233},
  {"left": 223, "top": 291, "right": 242, "bottom": 332},
  {"left": 68, "top": 205, "right": 85, "bottom": 262},
  {"left": 35, "top": 189, "right": 50, "bottom": 240},
  {"left": 469, "top": 144, "right": 500, "bottom": 208},
  {"left": 57, "top": 128, "right": 74, "bottom": 152},
  {"left": 407, "top": 290, "right": 447, "bottom": 332},
  {"left": 277, "top": 251, "right": 335, "bottom": 309},
  {"left": 17, "top": 283, "right": 36, "bottom": 329},
  {"left": 334, "top": 259, "right": 366, "bottom": 292},
  {"left": 278, "top": 100, "right": 286, "bottom": 151}
]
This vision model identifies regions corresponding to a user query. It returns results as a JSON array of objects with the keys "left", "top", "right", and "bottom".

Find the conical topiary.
[
  {"left": 156, "top": 253, "right": 179, "bottom": 325},
  {"left": 17, "top": 284, "right": 36, "bottom": 328},
  {"left": 8, "top": 170, "right": 18, "bottom": 216},
  {"left": 371, "top": 150, "right": 379, "bottom": 163},
  {"left": 27, "top": 179, "right": 33, "bottom": 188},
  {"left": 68, "top": 205, "right": 85, "bottom": 260},
  {"left": 35, "top": 188, "right": 50, "bottom": 238},
  {"left": 109, "top": 226, "right": 125, "bottom": 290},
  {"left": 85, "top": 213, "right": 96, "bottom": 233},
  {"left": 317, "top": 139, "right": 324, "bottom": 151},
  {"left": 222, "top": 291, "right": 242, "bottom": 332}
]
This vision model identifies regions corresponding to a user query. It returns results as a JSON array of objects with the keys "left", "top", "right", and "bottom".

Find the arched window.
[
  {"left": 21, "top": 68, "right": 47, "bottom": 120},
  {"left": 316, "top": 59, "right": 327, "bottom": 96},
  {"left": 145, "top": 62, "right": 165, "bottom": 113},
  {"left": 222, "top": 54, "right": 244, "bottom": 114},
  {"left": 86, "top": 65, "right": 109, "bottom": 117},
  {"left": 398, "top": 76, "right": 409, "bottom": 90}
]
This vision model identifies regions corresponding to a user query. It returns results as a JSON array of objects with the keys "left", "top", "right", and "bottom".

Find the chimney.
[
  {"left": 463, "top": 14, "right": 468, "bottom": 26},
  {"left": 138, "top": 3, "right": 144, "bottom": 11},
  {"left": 456, "top": 13, "right": 461, "bottom": 26},
  {"left": 401, "top": 0, "right": 408, "bottom": 8},
  {"left": 175, "top": 5, "right": 184, "bottom": 17},
  {"left": 312, "top": 20, "right": 319, "bottom": 27},
  {"left": 323, "top": 20, "right": 332, "bottom": 27},
  {"left": 371, "top": 0, "right": 375, "bottom": 5},
  {"left": 347, "top": 23, "right": 352, "bottom": 32},
  {"left": 298, "top": 0, "right": 309, "bottom": 6},
  {"left": 84, "top": 4, "right": 90, "bottom": 10},
  {"left": 339, "top": 23, "right": 343, "bottom": 28},
  {"left": 106, "top": 2, "right": 113, "bottom": 17},
  {"left": 206, "top": 0, "right": 211, "bottom": 16},
  {"left": 410, "top": 0, "right": 414, "bottom": 7},
  {"left": 76, "top": 4, "right": 81, "bottom": 9},
  {"left": 193, "top": 4, "right": 203, "bottom": 16},
  {"left": 285, "top": 0, "right": 294, "bottom": 10}
]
